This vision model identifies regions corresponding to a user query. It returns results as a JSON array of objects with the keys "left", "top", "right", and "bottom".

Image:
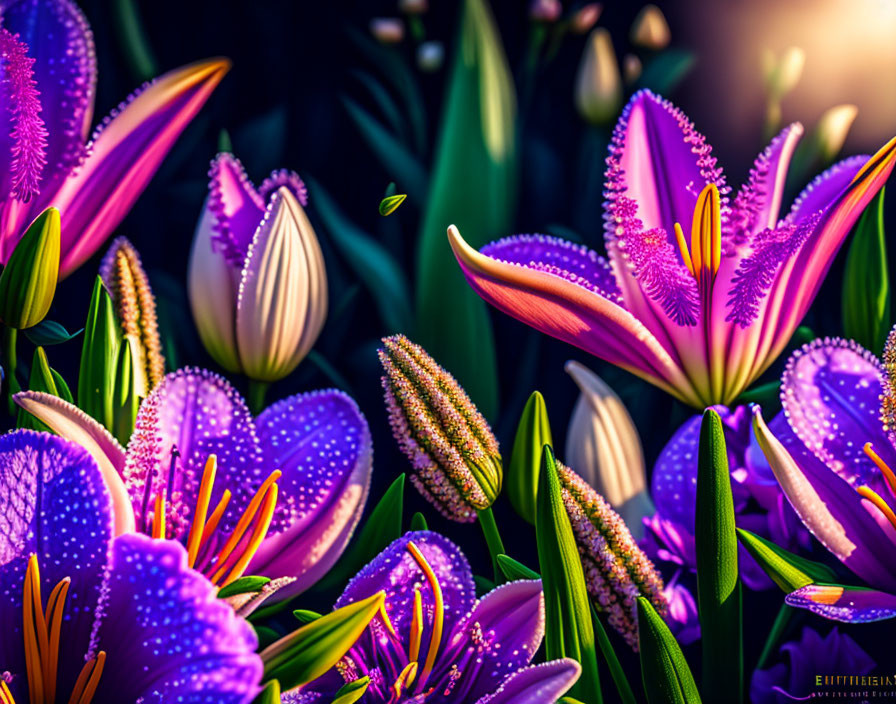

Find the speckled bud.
[
  {"left": 557, "top": 459, "right": 666, "bottom": 649},
  {"left": 881, "top": 325, "right": 896, "bottom": 434},
  {"left": 379, "top": 334, "right": 502, "bottom": 522},
  {"left": 100, "top": 236, "right": 165, "bottom": 397}
]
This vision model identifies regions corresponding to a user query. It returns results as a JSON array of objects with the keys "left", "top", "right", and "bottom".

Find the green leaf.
[
  {"left": 50, "top": 369, "right": 73, "bottom": 403},
  {"left": 315, "top": 474, "right": 405, "bottom": 591},
  {"left": 736, "top": 528, "right": 837, "bottom": 592},
  {"left": 332, "top": 676, "right": 371, "bottom": 704},
  {"left": 293, "top": 609, "right": 322, "bottom": 625},
  {"left": 308, "top": 179, "right": 413, "bottom": 334},
  {"left": 261, "top": 591, "right": 384, "bottom": 690},
  {"left": 409, "top": 511, "right": 429, "bottom": 531},
  {"left": 637, "top": 597, "right": 702, "bottom": 704},
  {"left": 735, "top": 381, "right": 780, "bottom": 407},
  {"left": 378, "top": 193, "right": 407, "bottom": 216},
  {"left": 251, "top": 679, "right": 280, "bottom": 704},
  {"left": 496, "top": 554, "right": 540, "bottom": 581},
  {"left": 217, "top": 576, "right": 272, "bottom": 599},
  {"left": 591, "top": 603, "right": 638, "bottom": 704},
  {"left": 843, "top": 188, "right": 890, "bottom": 351},
  {"left": 695, "top": 410, "right": 742, "bottom": 704},
  {"left": 17, "top": 348, "right": 60, "bottom": 431},
  {"left": 474, "top": 575, "right": 496, "bottom": 596},
  {"left": 78, "top": 277, "right": 121, "bottom": 431},
  {"left": 111, "top": 336, "right": 139, "bottom": 446},
  {"left": 536, "top": 445, "right": 602, "bottom": 703},
  {"left": 637, "top": 49, "right": 696, "bottom": 96},
  {"left": 342, "top": 97, "right": 428, "bottom": 204},
  {"left": 23, "top": 320, "right": 83, "bottom": 346},
  {"left": 415, "top": 0, "right": 517, "bottom": 421},
  {"left": 507, "top": 390, "right": 553, "bottom": 523},
  {"left": 0, "top": 208, "right": 60, "bottom": 329}
]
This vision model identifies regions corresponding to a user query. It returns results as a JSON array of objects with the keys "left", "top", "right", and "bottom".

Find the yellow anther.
[
  {"left": 406, "top": 541, "right": 444, "bottom": 689},
  {"left": 691, "top": 183, "right": 721, "bottom": 278},
  {"left": 857, "top": 485, "right": 896, "bottom": 532},
  {"left": 379, "top": 601, "right": 398, "bottom": 639},
  {"left": 152, "top": 493, "right": 166, "bottom": 540},
  {"left": 391, "top": 661, "right": 419, "bottom": 699},
  {"left": 673, "top": 222, "right": 695, "bottom": 277},
  {"left": 0, "top": 680, "right": 14, "bottom": 704},
  {"left": 408, "top": 587, "right": 424, "bottom": 664}
]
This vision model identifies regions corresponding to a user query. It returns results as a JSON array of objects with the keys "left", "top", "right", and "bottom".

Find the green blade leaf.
[
  {"left": 111, "top": 336, "right": 139, "bottom": 446},
  {"left": 496, "top": 554, "right": 540, "bottom": 581},
  {"left": 261, "top": 591, "right": 385, "bottom": 691},
  {"left": 314, "top": 474, "right": 405, "bottom": 592},
  {"left": 217, "top": 576, "right": 272, "bottom": 599},
  {"left": 378, "top": 193, "right": 407, "bottom": 216},
  {"left": 695, "top": 409, "right": 742, "bottom": 703},
  {"left": 409, "top": 511, "right": 429, "bottom": 531},
  {"left": 17, "top": 347, "right": 59, "bottom": 431},
  {"left": 637, "top": 597, "right": 702, "bottom": 704},
  {"left": 332, "top": 676, "right": 371, "bottom": 704},
  {"left": 843, "top": 187, "right": 890, "bottom": 351},
  {"left": 293, "top": 609, "right": 322, "bottom": 625},
  {"left": 591, "top": 603, "right": 638, "bottom": 704},
  {"left": 78, "top": 277, "right": 121, "bottom": 431},
  {"left": 507, "top": 390, "right": 553, "bottom": 523},
  {"left": 415, "top": 0, "right": 517, "bottom": 420},
  {"left": 536, "top": 445, "right": 602, "bottom": 703},
  {"left": 636, "top": 49, "right": 696, "bottom": 96},
  {"left": 251, "top": 680, "right": 280, "bottom": 704},
  {"left": 736, "top": 527, "right": 837, "bottom": 592},
  {"left": 308, "top": 179, "right": 413, "bottom": 334},
  {"left": 22, "top": 320, "right": 83, "bottom": 346}
]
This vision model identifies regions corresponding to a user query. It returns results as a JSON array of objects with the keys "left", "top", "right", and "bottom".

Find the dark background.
[{"left": 26, "top": 0, "right": 896, "bottom": 692}]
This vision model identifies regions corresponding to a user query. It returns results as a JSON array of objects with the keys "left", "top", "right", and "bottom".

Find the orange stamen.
[
  {"left": 44, "top": 577, "right": 70, "bottom": 704},
  {"left": 406, "top": 541, "right": 444, "bottom": 688},
  {"left": 152, "top": 493, "right": 166, "bottom": 540},
  {"left": 408, "top": 587, "right": 424, "bottom": 664},
  {"left": 857, "top": 485, "right": 896, "bottom": 531},
  {"left": 200, "top": 489, "right": 232, "bottom": 548},
  {"left": 863, "top": 443, "right": 896, "bottom": 497},
  {"left": 23, "top": 555, "right": 47, "bottom": 704},
  {"left": 219, "top": 483, "right": 278, "bottom": 587},
  {"left": 186, "top": 455, "right": 218, "bottom": 567},
  {"left": 67, "top": 652, "right": 105, "bottom": 704}
]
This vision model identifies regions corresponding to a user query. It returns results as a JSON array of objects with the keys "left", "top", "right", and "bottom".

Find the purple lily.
[
  {"left": 15, "top": 366, "right": 372, "bottom": 598},
  {"left": 293, "top": 531, "right": 581, "bottom": 704},
  {"left": 644, "top": 405, "right": 809, "bottom": 592},
  {"left": 750, "top": 627, "right": 874, "bottom": 704},
  {"left": 753, "top": 328, "right": 896, "bottom": 622},
  {"left": 448, "top": 90, "right": 896, "bottom": 407},
  {"left": 0, "top": 0, "right": 229, "bottom": 276},
  {"left": 0, "top": 430, "right": 261, "bottom": 703}
]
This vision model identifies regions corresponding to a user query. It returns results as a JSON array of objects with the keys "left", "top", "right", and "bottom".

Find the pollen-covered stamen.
[
  {"left": 20, "top": 555, "right": 106, "bottom": 704},
  {"left": 406, "top": 541, "right": 445, "bottom": 692}
]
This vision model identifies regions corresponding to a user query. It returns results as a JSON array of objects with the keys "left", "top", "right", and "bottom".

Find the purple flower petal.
[
  {"left": 206, "top": 152, "right": 265, "bottom": 267},
  {"left": 785, "top": 584, "right": 896, "bottom": 623},
  {"left": 124, "top": 367, "right": 265, "bottom": 540},
  {"left": 475, "top": 659, "right": 581, "bottom": 704},
  {"left": 52, "top": 58, "right": 230, "bottom": 276},
  {"left": 335, "top": 531, "right": 476, "bottom": 651},
  {"left": 93, "top": 533, "right": 262, "bottom": 702},
  {"left": 439, "top": 580, "right": 545, "bottom": 701},
  {"left": 787, "top": 156, "right": 868, "bottom": 225},
  {"left": 248, "top": 389, "right": 373, "bottom": 595},
  {"left": 781, "top": 336, "right": 896, "bottom": 487},
  {"left": 0, "top": 430, "right": 113, "bottom": 699},
  {"left": 753, "top": 406, "right": 896, "bottom": 592},
  {"left": 2, "top": 0, "right": 95, "bottom": 190}
]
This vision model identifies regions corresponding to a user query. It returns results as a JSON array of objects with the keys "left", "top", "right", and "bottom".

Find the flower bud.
[
  {"left": 815, "top": 104, "right": 858, "bottom": 164},
  {"left": 565, "top": 361, "right": 654, "bottom": 539},
  {"left": 530, "top": 0, "right": 562, "bottom": 23},
  {"left": 557, "top": 459, "right": 666, "bottom": 649},
  {"left": 370, "top": 18, "right": 404, "bottom": 44},
  {"left": 623, "top": 53, "right": 642, "bottom": 84},
  {"left": 630, "top": 4, "right": 670, "bottom": 50},
  {"left": 0, "top": 207, "right": 59, "bottom": 329},
  {"left": 379, "top": 334, "right": 502, "bottom": 522},
  {"left": 570, "top": 3, "right": 602, "bottom": 34},
  {"left": 575, "top": 28, "right": 623, "bottom": 126},
  {"left": 763, "top": 46, "right": 805, "bottom": 100},
  {"left": 100, "top": 236, "right": 165, "bottom": 396}
]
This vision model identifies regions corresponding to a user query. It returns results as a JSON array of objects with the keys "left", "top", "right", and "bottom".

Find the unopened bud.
[
  {"left": 0, "top": 207, "right": 60, "bottom": 329},
  {"left": 379, "top": 335, "right": 502, "bottom": 522},
  {"left": 815, "top": 104, "right": 858, "bottom": 163},
  {"left": 370, "top": 17, "right": 404, "bottom": 44},
  {"left": 530, "top": 0, "right": 562, "bottom": 23},
  {"left": 575, "top": 28, "right": 623, "bottom": 125},
  {"left": 630, "top": 4, "right": 670, "bottom": 50},
  {"left": 570, "top": 3, "right": 602, "bottom": 34}
]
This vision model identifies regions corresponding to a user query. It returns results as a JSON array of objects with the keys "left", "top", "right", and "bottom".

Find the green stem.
[
  {"left": 476, "top": 506, "right": 506, "bottom": 583},
  {"left": 3, "top": 326, "right": 19, "bottom": 414},
  {"left": 247, "top": 380, "right": 270, "bottom": 416},
  {"left": 112, "top": 0, "right": 159, "bottom": 82},
  {"left": 757, "top": 603, "right": 793, "bottom": 671}
]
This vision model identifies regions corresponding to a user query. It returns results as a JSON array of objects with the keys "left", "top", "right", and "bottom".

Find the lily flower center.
[
  {"left": 858, "top": 443, "right": 896, "bottom": 530},
  {"left": 1, "top": 555, "right": 106, "bottom": 704},
  {"left": 141, "top": 451, "right": 281, "bottom": 588},
  {"left": 674, "top": 183, "right": 722, "bottom": 284}
]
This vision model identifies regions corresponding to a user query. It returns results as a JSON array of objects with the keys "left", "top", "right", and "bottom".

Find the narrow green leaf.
[
  {"left": 22, "top": 320, "right": 82, "bottom": 346},
  {"left": 261, "top": 591, "right": 385, "bottom": 690},
  {"left": 415, "top": 0, "right": 517, "bottom": 421},
  {"left": 536, "top": 445, "right": 602, "bottom": 703},
  {"left": 17, "top": 348, "right": 59, "bottom": 431},
  {"left": 636, "top": 49, "right": 696, "bottom": 96},
  {"left": 315, "top": 474, "right": 405, "bottom": 591},
  {"left": 591, "top": 603, "right": 638, "bottom": 704},
  {"left": 0, "top": 208, "right": 60, "bottom": 329},
  {"left": 559, "top": 699, "right": 586, "bottom": 704},
  {"left": 309, "top": 179, "right": 413, "bottom": 334},
  {"left": 843, "top": 188, "right": 890, "bottom": 351},
  {"left": 251, "top": 679, "right": 280, "bottom": 704},
  {"left": 637, "top": 597, "right": 702, "bottom": 704},
  {"left": 409, "top": 512, "right": 428, "bottom": 531},
  {"left": 378, "top": 193, "right": 407, "bottom": 216},
  {"left": 496, "top": 554, "right": 540, "bottom": 581},
  {"left": 217, "top": 576, "right": 272, "bottom": 599},
  {"left": 736, "top": 527, "right": 837, "bottom": 592},
  {"left": 50, "top": 369, "right": 73, "bottom": 403},
  {"left": 111, "top": 336, "right": 139, "bottom": 446},
  {"left": 332, "top": 676, "right": 371, "bottom": 704},
  {"left": 474, "top": 575, "right": 496, "bottom": 596},
  {"left": 735, "top": 380, "right": 780, "bottom": 407},
  {"left": 507, "top": 390, "right": 553, "bottom": 523},
  {"left": 78, "top": 277, "right": 121, "bottom": 431},
  {"left": 293, "top": 609, "right": 322, "bottom": 625},
  {"left": 695, "top": 410, "right": 742, "bottom": 704}
]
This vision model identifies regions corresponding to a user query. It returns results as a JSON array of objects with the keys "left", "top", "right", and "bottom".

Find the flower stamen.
[
  {"left": 863, "top": 443, "right": 896, "bottom": 497},
  {"left": 406, "top": 541, "right": 444, "bottom": 690},
  {"left": 408, "top": 587, "right": 424, "bottom": 664},
  {"left": 857, "top": 485, "right": 896, "bottom": 532},
  {"left": 674, "top": 183, "right": 722, "bottom": 283}
]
